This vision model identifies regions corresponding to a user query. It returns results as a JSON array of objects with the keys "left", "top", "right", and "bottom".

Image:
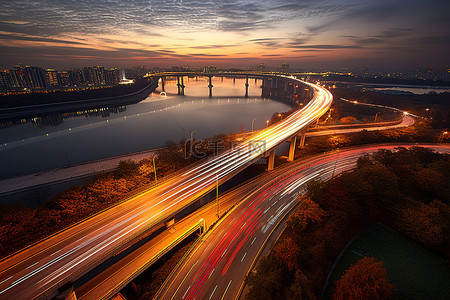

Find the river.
[{"left": 0, "top": 76, "right": 291, "bottom": 179}]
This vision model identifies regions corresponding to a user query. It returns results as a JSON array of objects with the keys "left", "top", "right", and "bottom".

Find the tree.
[
  {"left": 246, "top": 255, "right": 284, "bottom": 300},
  {"left": 415, "top": 168, "right": 442, "bottom": 194},
  {"left": 333, "top": 257, "right": 394, "bottom": 300},
  {"left": 396, "top": 202, "right": 446, "bottom": 247},
  {"left": 339, "top": 116, "right": 357, "bottom": 124},
  {"left": 274, "top": 237, "right": 299, "bottom": 271},
  {"left": 287, "top": 269, "right": 316, "bottom": 300},
  {"left": 286, "top": 197, "right": 327, "bottom": 234},
  {"left": 114, "top": 159, "right": 139, "bottom": 178}
]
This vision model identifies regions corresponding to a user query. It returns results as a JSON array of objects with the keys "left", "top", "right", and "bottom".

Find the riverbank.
[
  {"left": 0, "top": 77, "right": 158, "bottom": 120},
  {"left": 0, "top": 148, "right": 159, "bottom": 195}
]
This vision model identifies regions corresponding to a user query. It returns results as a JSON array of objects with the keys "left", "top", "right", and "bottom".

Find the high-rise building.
[
  {"left": 57, "top": 71, "right": 70, "bottom": 87},
  {"left": 45, "top": 69, "right": 58, "bottom": 87},
  {"left": 13, "top": 65, "right": 27, "bottom": 88},
  {"left": 83, "top": 67, "right": 95, "bottom": 85},
  {"left": 68, "top": 69, "right": 85, "bottom": 86},
  {"left": 0, "top": 69, "right": 20, "bottom": 89},
  {"left": 24, "top": 66, "right": 47, "bottom": 88},
  {"left": 92, "top": 66, "right": 106, "bottom": 85},
  {"left": 105, "top": 68, "right": 120, "bottom": 84}
]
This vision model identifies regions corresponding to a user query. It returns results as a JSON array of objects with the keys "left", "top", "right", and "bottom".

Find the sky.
[{"left": 0, "top": 0, "right": 449, "bottom": 70}]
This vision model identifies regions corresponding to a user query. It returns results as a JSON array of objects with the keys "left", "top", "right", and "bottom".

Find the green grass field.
[{"left": 323, "top": 223, "right": 450, "bottom": 299}]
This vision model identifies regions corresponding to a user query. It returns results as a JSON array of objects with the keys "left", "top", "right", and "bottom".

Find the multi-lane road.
[
  {"left": 0, "top": 76, "right": 332, "bottom": 299},
  {"left": 156, "top": 144, "right": 450, "bottom": 300}
]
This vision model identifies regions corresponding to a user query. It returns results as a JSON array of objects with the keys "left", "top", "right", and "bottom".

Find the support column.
[
  {"left": 177, "top": 76, "right": 185, "bottom": 95},
  {"left": 56, "top": 285, "right": 77, "bottom": 300},
  {"left": 208, "top": 76, "right": 213, "bottom": 98},
  {"left": 299, "top": 129, "right": 307, "bottom": 148},
  {"left": 244, "top": 76, "right": 249, "bottom": 98},
  {"left": 267, "top": 149, "right": 275, "bottom": 171},
  {"left": 161, "top": 77, "right": 165, "bottom": 92},
  {"left": 181, "top": 76, "right": 185, "bottom": 95},
  {"left": 288, "top": 136, "right": 297, "bottom": 161}
]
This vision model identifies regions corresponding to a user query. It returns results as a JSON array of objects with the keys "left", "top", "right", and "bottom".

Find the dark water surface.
[{"left": 0, "top": 77, "right": 291, "bottom": 179}]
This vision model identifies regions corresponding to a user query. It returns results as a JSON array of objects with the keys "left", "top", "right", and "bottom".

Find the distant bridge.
[{"left": 147, "top": 72, "right": 313, "bottom": 105}]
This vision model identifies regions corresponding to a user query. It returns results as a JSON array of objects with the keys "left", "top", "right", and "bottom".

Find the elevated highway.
[{"left": 0, "top": 74, "right": 332, "bottom": 299}]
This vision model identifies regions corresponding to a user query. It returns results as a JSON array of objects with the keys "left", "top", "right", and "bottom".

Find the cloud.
[
  {"left": 0, "top": 33, "right": 87, "bottom": 45},
  {"left": 290, "top": 44, "right": 361, "bottom": 50}
]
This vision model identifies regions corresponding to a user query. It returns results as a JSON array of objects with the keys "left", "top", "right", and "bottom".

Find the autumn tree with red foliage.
[
  {"left": 333, "top": 257, "right": 394, "bottom": 300},
  {"left": 396, "top": 200, "right": 450, "bottom": 247},
  {"left": 274, "top": 237, "right": 299, "bottom": 271},
  {"left": 286, "top": 197, "right": 327, "bottom": 234}
]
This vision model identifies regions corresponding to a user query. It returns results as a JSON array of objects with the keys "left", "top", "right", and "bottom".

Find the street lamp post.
[
  {"left": 266, "top": 120, "right": 270, "bottom": 127},
  {"left": 152, "top": 156, "right": 157, "bottom": 183},
  {"left": 216, "top": 174, "right": 219, "bottom": 218},
  {"left": 190, "top": 130, "right": 196, "bottom": 145},
  {"left": 331, "top": 148, "right": 340, "bottom": 178},
  {"left": 251, "top": 118, "right": 256, "bottom": 131},
  {"left": 439, "top": 131, "right": 448, "bottom": 143}
]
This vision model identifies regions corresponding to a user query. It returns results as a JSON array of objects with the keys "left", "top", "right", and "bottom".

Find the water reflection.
[
  {"left": 0, "top": 77, "right": 290, "bottom": 179},
  {"left": 0, "top": 106, "right": 128, "bottom": 130}
]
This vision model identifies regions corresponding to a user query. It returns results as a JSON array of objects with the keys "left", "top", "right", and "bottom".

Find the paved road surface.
[
  {"left": 157, "top": 143, "right": 450, "bottom": 300},
  {"left": 0, "top": 77, "right": 332, "bottom": 299}
]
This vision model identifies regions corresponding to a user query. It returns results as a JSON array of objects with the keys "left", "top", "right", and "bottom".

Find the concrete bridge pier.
[
  {"left": 299, "top": 129, "right": 307, "bottom": 148},
  {"left": 208, "top": 76, "right": 213, "bottom": 98},
  {"left": 161, "top": 77, "right": 165, "bottom": 92},
  {"left": 267, "top": 149, "right": 275, "bottom": 171},
  {"left": 56, "top": 284, "right": 77, "bottom": 300},
  {"left": 177, "top": 76, "right": 185, "bottom": 95},
  {"left": 244, "top": 76, "right": 249, "bottom": 98},
  {"left": 287, "top": 136, "right": 297, "bottom": 162}
]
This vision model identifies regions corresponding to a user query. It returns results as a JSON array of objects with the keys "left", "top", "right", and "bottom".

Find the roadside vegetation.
[
  {"left": 0, "top": 135, "right": 235, "bottom": 259},
  {"left": 245, "top": 147, "right": 450, "bottom": 299}
]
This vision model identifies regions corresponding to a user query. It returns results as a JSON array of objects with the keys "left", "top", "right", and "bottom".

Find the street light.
[
  {"left": 439, "top": 131, "right": 448, "bottom": 143},
  {"left": 216, "top": 174, "right": 219, "bottom": 218},
  {"left": 266, "top": 120, "right": 270, "bottom": 127},
  {"left": 152, "top": 156, "right": 158, "bottom": 183},
  {"left": 251, "top": 118, "right": 256, "bottom": 131},
  {"left": 190, "top": 130, "right": 196, "bottom": 145},
  {"left": 374, "top": 112, "right": 380, "bottom": 123}
]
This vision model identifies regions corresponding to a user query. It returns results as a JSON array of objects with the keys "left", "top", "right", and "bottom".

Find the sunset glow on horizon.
[{"left": 0, "top": 0, "right": 449, "bottom": 70}]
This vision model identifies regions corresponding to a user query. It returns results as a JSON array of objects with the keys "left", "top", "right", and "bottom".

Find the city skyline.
[{"left": 0, "top": 0, "right": 449, "bottom": 70}]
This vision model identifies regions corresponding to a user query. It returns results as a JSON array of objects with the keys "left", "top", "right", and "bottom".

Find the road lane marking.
[
  {"left": 251, "top": 237, "right": 256, "bottom": 245},
  {"left": 50, "top": 249, "right": 62, "bottom": 256},
  {"left": 182, "top": 285, "right": 191, "bottom": 299},
  {"left": 0, "top": 277, "right": 12, "bottom": 286},
  {"left": 221, "top": 280, "right": 232, "bottom": 300},
  {"left": 208, "top": 268, "right": 215, "bottom": 280},
  {"left": 221, "top": 249, "right": 227, "bottom": 257},
  {"left": 241, "top": 252, "right": 247, "bottom": 262},
  {"left": 209, "top": 285, "right": 218, "bottom": 299},
  {"left": 26, "top": 262, "right": 39, "bottom": 270}
]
